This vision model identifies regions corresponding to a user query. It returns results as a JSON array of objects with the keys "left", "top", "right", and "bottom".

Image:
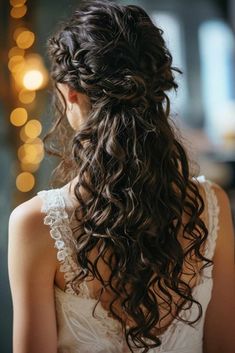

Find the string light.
[
  {"left": 16, "top": 30, "right": 35, "bottom": 49},
  {"left": 24, "top": 119, "right": 42, "bottom": 138},
  {"left": 18, "top": 144, "right": 37, "bottom": 163},
  {"left": 8, "top": 46, "right": 25, "bottom": 58},
  {"left": 18, "top": 140, "right": 44, "bottom": 164},
  {"left": 23, "top": 70, "right": 44, "bottom": 90},
  {"left": 10, "top": 107, "right": 28, "bottom": 126},
  {"left": 20, "top": 162, "right": 40, "bottom": 173},
  {"left": 13, "top": 26, "right": 28, "bottom": 41},
  {"left": 18, "top": 89, "right": 36, "bottom": 104},
  {"left": 9, "top": 0, "right": 48, "bottom": 193},
  {"left": 19, "top": 126, "right": 28, "bottom": 142},
  {"left": 8, "top": 55, "right": 25, "bottom": 73},
  {"left": 10, "top": 0, "right": 27, "bottom": 6},
  {"left": 16, "top": 172, "right": 35, "bottom": 192},
  {"left": 10, "top": 5, "right": 27, "bottom": 19}
]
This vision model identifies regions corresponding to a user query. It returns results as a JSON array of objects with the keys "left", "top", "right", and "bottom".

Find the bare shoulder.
[
  {"left": 203, "top": 180, "right": 235, "bottom": 353},
  {"left": 8, "top": 194, "right": 57, "bottom": 271},
  {"left": 9, "top": 194, "right": 44, "bottom": 227},
  {"left": 209, "top": 181, "right": 234, "bottom": 261},
  {"left": 8, "top": 195, "right": 58, "bottom": 353},
  {"left": 210, "top": 180, "right": 231, "bottom": 205}
]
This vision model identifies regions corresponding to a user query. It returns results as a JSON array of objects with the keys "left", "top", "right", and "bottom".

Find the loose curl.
[{"left": 44, "top": 1, "right": 212, "bottom": 351}]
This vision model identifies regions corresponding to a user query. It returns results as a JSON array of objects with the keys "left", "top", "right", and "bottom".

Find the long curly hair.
[{"left": 44, "top": 1, "right": 212, "bottom": 351}]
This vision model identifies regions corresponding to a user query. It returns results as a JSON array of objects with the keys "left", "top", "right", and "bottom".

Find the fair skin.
[
  {"left": 57, "top": 83, "right": 91, "bottom": 131},
  {"left": 8, "top": 85, "right": 235, "bottom": 353}
]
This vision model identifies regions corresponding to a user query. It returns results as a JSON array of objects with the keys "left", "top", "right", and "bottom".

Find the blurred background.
[{"left": 1, "top": 0, "right": 235, "bottom": 352}]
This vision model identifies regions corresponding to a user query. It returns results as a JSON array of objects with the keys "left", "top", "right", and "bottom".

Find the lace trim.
[
  {"left": 201, "top": 179, "right": 220, "bottom": 259},
  {"left": 195, "top": 176, "right": 220, "bottom": 286},
  {"left": 37, "top": 189, "right": 90, "bottom": 297},
  {"left": 192, "top": 175, "right": 220, "bottom": 262}
]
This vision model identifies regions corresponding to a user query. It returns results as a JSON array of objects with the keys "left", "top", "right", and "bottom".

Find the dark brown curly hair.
[{"left": 44, "top": 1, "right": 212, "bottom": 351}]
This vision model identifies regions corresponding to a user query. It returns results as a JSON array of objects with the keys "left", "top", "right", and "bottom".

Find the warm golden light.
[
  {"left": 10, "top": 107, "right": 28, "bottom": 126},
  {"left": 16, "top": 172, "right": 35, "bottom": 192},
  {"left": 9, "top": 0, "right": 42, "bottom": 192},
  {"left": 10, "top": 5, "right": 27, "bottom": 19},
  {"left": 18, "top": 89, "right": 36, "bottom": 104},
  {"left": 8, "top": 55, "right": 25, "bottom": 73},
  {"left": 20, "top": 162, "right": 40, "bottom": 173},
  {"left": 21, "top": 144, "right": 38, "bottom": 163},
  {"left": 23, "top": 70, "right": 44, "bottom": 90},
  {"left": 24, "top": 53, "right": 43, "bottom": 66},
  {"left": 13, "top": 27, "right": 28, "bottom": 41},
  {"left": 24, "top": 119, "right": 42, "bottom": 138},
  {"left": 18, "top": 140, "right": 44, "bottom": 164},
  {"left": 28, "top": 138, "right": 44, "bottom": 158},
  {"left": 8, "top": 46, "right": 25, "bottom": 58},
  {"left": 25, "top": 147, "right": 43, "bottom": 163},
  {"left": 20, "top": 126, "right": 28, "bottom": 142},
  {"left": 12, "top": 54, "right": 49, "bottom": 90},
  {"left": 12, "top": 71, "right": 25, "bottom": 91},
  {"left": 16, "top": 30, "right": 35, "bottom": 49},
  {"left": 10, "top": 0, "right": 27, "bottom": 7},
  {"left": 20, "top": 129, "right": 44, "bottom": 145},
  {"left": 18, "top": 144, "right": 30, "bottom": 161}
]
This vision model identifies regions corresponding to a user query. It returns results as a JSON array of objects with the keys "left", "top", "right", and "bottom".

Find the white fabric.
[{"left": 37, "top": 175, "right": 220, "bottom": 353}]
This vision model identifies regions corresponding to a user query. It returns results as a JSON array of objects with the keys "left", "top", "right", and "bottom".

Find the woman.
[{"left": 8, "top": 1, "right": 235, "bottom": 353}]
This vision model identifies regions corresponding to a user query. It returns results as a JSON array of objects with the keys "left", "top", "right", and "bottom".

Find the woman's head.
[
  {"left": 45, "top": 1, "right": 211, "bottom": 352},
  {"left": 47, "top": 0, "right": 179, "bottom": 130}
]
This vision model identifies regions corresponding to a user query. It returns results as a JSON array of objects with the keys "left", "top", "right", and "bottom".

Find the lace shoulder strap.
[
  {"left": 37, "top": 188, "right": 90, "bottom": 297},
  {"left": 195, "top": 175, "right": 220, "bottom": 260}
]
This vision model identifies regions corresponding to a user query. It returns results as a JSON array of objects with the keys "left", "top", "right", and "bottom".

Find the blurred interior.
[{"left": 1, "top": 1, "right": 235, "bottom": 352}]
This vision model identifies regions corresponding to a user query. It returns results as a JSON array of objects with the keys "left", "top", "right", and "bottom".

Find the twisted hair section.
[{"left": 44, "top": 1, "right": 211, "bottom": 351}]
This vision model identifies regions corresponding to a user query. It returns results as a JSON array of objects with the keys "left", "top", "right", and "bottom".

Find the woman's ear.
[
  {"left": 68, "top": 86, "right": 79, "bottom": 104},
  {"left": 57, "top": 83, "right": 78, "bottom": 105}
]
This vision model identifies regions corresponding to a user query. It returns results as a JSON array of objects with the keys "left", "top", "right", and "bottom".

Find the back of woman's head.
[
  {"left": 45, "top": 1, "right": 210, "bottom": 351},
  {"left": 48, "top": 0, "right": 178, "bottom": 105}
]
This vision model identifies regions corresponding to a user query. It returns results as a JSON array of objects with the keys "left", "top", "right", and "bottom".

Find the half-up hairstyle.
[{"left": 45, "top": 1, "right": 212, "bottom": 351}]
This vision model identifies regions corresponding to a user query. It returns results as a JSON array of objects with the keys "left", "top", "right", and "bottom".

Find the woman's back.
[{"left": 36, "top": 175, "right": 220, "bottom": 353}]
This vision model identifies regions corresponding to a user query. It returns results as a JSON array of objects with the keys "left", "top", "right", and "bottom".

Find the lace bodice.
[{"left": 37, "top": 175, "right": 220, "bottom": 353}]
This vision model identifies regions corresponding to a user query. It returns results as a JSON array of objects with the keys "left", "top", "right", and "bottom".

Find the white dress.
[{"left": 37, "top": 175, "right": 220, "bottom": 353}]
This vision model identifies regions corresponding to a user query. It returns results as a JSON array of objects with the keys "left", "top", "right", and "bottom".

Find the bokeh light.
[
  {"left": 8, "top": 55, "right": 25, "bottom": 73},
  {"left": 10, "top": 5, "right": 27, "bottom": 19},
  {"left": 8, "top": 46, "right": 25, "bottom": 58},
  {"left": 13, "top": 27, "right": 28, "bottom": 41},
  {"left": 8, "top": 2, "right": 47, "bottom": 193},
  {"left": 20, "top": 162, "right": 40, "bottom": 173},
  {"left": 10, "top": 0, "right": 27, "bottom": 7},
  {"left": 24, "top": 119, "right": 42, "bottom": 138},
  {"left": 23, "top": 70, "right": 44, "bottom": 90},
  {"left": 16, "top": 172, "right": 35, "bottom": 192},
  {"left": 18, "top": 144, "right": 38, "bottom": 163},
  {"left": 10, "top": 107, "right": 28, "bottom": 126},
  {"left": 18, "top": 138, "right": 44, "bottom": 163},
  {"left": 16, "top": 30, "right": 35, "bottom": 49},
  {"left": 19, "top": 126, "right": 27, "bottom": 142},
  {"left": 18, "top": 89, "right": 36, "bottom": 104}
]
